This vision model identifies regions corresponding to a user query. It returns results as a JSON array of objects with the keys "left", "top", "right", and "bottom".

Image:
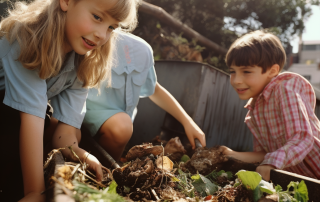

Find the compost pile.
[{"left": 44, "top": 137, "right": 308, "bottom": 202}]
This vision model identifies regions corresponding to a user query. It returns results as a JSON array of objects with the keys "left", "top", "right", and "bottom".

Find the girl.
[
  {"left": 82, "top": 31, "right": 206, "bottom": 162},
  {"left": 0, "top": 0, "right": 138, "bottom": 201}
]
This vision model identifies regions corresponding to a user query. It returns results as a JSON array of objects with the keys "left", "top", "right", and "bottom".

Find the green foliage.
[
  {"left": 206, "top": 170, "right": 233, "bottom": 182},
  {"left": 277, "top": 180, "right": 309, "bottom": 202},
  {"left": 235, "top": 170, "right": 273, "bottom": 202},
  {"left": 191, "top": 173, "right": 219, "bottom": 197},
  {"left": 107, "top": 180, "right": 118, "bottom": 194},
  {"left": 175, "top": 169, "right": 196, "bottom": 197},
  {"left": 235, "top": 170, "right": 309, "bottom": 202},
  {"left": 134, "top": 0, "right": 319, "bottom": 71},
  {"left": 236, "top": 170, "right": 262, "bottom": 190},
  {"left": 180, "top": 154, "right": 190, "bottom": 163},
  {"left": 73, "top": 180, "right": 126, "bottom": 202}
]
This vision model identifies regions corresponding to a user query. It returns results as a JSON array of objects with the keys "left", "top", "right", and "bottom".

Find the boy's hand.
[
  {"left": 83, "top": 153, "right": 103, "bottom": 182},
  {"left": 219, "top": 145, "right": 234, "bottom": 156},
  {"left": 184, "top": 120, "right": 206, "bottom": 149},
  {"left": 256, "top": 165, "right": 276, "bottom": 181}
]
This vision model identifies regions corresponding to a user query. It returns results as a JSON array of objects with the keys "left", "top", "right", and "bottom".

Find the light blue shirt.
[
  {"left": 0, "top": 38, "right": 87, "bottom": 129},
  {"left": 83, "top": 32, "right": 157, "bottom": 136}
]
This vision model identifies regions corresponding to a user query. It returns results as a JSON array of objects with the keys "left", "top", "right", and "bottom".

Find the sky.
[{"left": 292, "top": 5, "right": 320, "bottom": 53}]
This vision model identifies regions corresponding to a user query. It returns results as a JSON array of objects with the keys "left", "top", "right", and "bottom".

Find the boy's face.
[{"left": 229, "top": 65, "right": 275, "bottom": 100}]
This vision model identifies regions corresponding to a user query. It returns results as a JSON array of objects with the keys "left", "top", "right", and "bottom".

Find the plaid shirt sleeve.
[
  {"left": 261, "top": 78, "right": 315, "bottom": 169},
  {"left": 253, "top": 138, "right": 264, "bottom": 152}
]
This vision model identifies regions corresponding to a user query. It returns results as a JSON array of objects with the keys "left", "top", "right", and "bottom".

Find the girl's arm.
[
  {"left": 149, "top": 82, "right": 206, "bottom": 149},
  {"left": 51, "top": 122, "right": 103, "bottom": 181},
  {"left": 19, "top": 112, "right": 45, "bottom": 201}
]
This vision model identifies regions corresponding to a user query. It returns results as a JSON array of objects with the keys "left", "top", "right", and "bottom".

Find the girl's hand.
[
  {"left": 184, "top": 120, "right": 206, "bottom": 149},
  {"left": 83, "top": 153, "right": 103, "bottom": 182},
  {"left": 256, "top": 165, "right": 276, "bottom": 181}
]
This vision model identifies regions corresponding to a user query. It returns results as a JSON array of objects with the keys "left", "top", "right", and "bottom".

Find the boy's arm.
[
  {"left": 220, "top": 146, "right": 267, "bottom": 163},
  {"left": 149, "top": 82, "right": 206, "bottom": 149},
  {"left": 220, "top": 146, "right": 275, "bottom": 181},
  {"left": 20, "top": 112, "right": 45, "bottom": 201},
  {"left": 51, "top": 122, "right": 103, "bottom": 181}
]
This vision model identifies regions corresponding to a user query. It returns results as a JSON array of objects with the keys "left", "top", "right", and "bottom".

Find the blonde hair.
[{"left": 0, "top": 0, "right": 139, "bottom": 88}]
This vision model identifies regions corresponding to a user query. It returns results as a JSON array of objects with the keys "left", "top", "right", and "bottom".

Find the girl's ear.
[
  {"left": 60, "top": 0, "right": 70, "bottom": 12},
  {"left": 268, "top": 64, "right": 280, "bottom": 78}
]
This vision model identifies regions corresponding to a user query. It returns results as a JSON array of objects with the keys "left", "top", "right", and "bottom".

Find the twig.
[
  {"left": 71, "top": 163, "right": 81, "bottom": 177},
  {"left": 151, "top": 188, "right": 160, "bottom": 201},
  {"left": 102, "top": 166, "right": 114, "bottom": 181},
  {"left": 65, "top": 162, "right": 78, "bottom": 166},
  {"left": 77, "top": 168, "right": 106, "bottom": 188},
  {"left": 68, "top": 146, "right": 83, "bottom": 165},
  {"left": 158, "top": 143, "right": 164, "bottom": 188}
]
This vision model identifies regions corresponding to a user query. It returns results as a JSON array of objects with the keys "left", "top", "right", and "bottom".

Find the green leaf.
[
  {"left": 73, "top": 180, "right": 126, "bottom": 202},
  {"left": 192, "top": 173, "right": 218, "bottom": 197},
  {"left": 123, "top": 186, "right": 130, "bottom": 194},
  {"left": 288, "top": 180, "right": 308, "bottom": 202},
  {"left": 277, "top": 180, "right": 309, "bottom": 202},
  {"left": 206, "top": 170, "right": 233, "bottom": 182},
  {"left": 279, "top": 192, "right": 296, "bottom": 202},
  {"left": 259, "top": 180, "right": 275, "bottom": 194},
  {"left": 253, "top": 185, "right": 263, "bottom": 202},
  {"left": 107, "top": 180, "right": 118, "bottom": 194},
  {"left": 236, "top": 170, "right": 262, "bottom": 190},
  {"left": 180, "top": 154, "right": 190, "bottom": 163},
  {"left": 234, "top": 182, "right": 241, "bottom": 188},
  {"left": 275, "top": 185, "right": 283, "bottom": 192},
  {"left": 252, "top": 180, "right": 276, "bottom": 202}
]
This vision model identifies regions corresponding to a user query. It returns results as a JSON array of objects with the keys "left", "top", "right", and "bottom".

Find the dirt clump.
[
  {"left": 125, "top": 143, "right": 163, "bottom": 161},
  {"left": 164, "top": 136, "right": 187, "bottom": 162},
  {"left": 182, "top": 147, "right": 228, "bottom": 175}
]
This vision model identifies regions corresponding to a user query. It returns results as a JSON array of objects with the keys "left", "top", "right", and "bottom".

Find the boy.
[{"left": 221, "top": 30, "right": 320, "bottom": 181}]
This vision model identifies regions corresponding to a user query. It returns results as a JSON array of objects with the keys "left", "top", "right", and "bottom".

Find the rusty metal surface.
[{"left": 131, "top": 60, "right": 253, "bottom": 151}]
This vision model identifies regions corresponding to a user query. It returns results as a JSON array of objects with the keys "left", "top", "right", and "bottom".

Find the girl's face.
[{"left": 60, "top": 0, "right": 120, "bottom": 55}]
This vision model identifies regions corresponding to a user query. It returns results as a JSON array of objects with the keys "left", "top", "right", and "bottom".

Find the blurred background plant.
[{"left": 134, "top": 0, "right": 320, "bottom": 72}]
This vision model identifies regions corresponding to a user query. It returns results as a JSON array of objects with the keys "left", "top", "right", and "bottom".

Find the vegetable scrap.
[{"left": 44, "top": 138, "right": 309, "bottom": 202}]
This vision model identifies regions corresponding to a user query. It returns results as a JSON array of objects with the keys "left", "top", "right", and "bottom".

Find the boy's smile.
[{"left": 229, "top": 65, "right": 277, "bottom": 100}]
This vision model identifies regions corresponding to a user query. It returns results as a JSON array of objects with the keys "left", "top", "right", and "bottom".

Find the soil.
[{"left": 45, "top": 138, "right": 273, "bottom": 202}]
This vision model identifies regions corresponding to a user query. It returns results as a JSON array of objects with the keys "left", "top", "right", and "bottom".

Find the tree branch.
[{"left": 138, "top": 1, "right": 228, "bottom": 55}]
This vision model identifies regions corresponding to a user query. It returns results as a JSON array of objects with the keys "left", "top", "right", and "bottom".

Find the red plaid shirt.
[{"left": 245, "top": 72, "right": 320, "bottom": 179}]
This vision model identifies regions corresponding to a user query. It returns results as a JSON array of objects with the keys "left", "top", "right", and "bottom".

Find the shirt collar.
[
  {"left": 113, "top": 33, "right": 149, "bottom": 75},
  {"left": 59, "top": 51, "right": 76, "bottom": 75},
  {"left": 244, "top": 75, "right": 279, "bottom": 110},
  {"left": 244, "top": 72, "right": 297, "bottom": 109},
  {"left": 244, "top": 74, "right": 280, "bottom": 110},
  {"left": 261, "top": 74, "right": 281, "bottom": 101},
  {"left": 244, "top": 98, "right": 256, "bottom": 110}
]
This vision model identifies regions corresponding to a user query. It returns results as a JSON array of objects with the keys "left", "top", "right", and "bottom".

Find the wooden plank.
[{"left": 44, "top": 151, "right": 75, "bottom": 202}]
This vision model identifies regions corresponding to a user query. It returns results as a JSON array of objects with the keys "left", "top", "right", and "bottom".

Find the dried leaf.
[{"left": 156, "top": 156, "right": 173, "bottom": 171}]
